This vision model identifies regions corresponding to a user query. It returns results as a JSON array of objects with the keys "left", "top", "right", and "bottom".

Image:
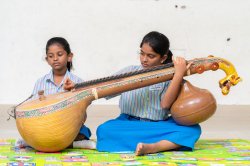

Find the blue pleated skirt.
[
  {"left": 97, "top": 114, "right": 201, "bottom": 152},
  {"left": 79, "top": 125, "right": 91, "bottom": 139}
]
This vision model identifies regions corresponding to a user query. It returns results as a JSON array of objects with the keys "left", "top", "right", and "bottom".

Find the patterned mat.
[{"left": 0, "top": 139, "right": 250, "bottom": 166}]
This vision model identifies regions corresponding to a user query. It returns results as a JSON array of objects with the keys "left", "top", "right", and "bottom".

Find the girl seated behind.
[{"left": 15, "top": 37, "right": 96, "bottom": 149}]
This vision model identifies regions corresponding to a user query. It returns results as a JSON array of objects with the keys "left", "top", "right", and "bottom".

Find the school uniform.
[
  {"left": 30, "top": 70, "right": 91, "bottom": 139},
  {"left": 96, "top": 65, "right": 201, "bottom": 152}
]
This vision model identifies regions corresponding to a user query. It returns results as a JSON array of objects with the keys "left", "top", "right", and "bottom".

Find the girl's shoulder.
[
  {"left": 130, "top": 65, "right": 142, "bottom": 71},
  {"left": 125, "top": 65, "right": 142, "bottom": 71},
  {"left": 115, "top": 65, "right": 142, "bottom": 75}
]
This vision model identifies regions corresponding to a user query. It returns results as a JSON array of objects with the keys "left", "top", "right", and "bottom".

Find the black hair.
[
  {"left": 140, "top": 31, "right": 173, "bottom": 64},
  {"left": 46, "top": 37, "right": 73, "bottom": 72}
]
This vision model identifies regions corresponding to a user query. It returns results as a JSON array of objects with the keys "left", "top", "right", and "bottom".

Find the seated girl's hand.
[
  {"left": 63, "top": 78, "right": 76, "bottom": 91},
  {"left": 172, "top": 56, "right": 193, "bottom": 77}
]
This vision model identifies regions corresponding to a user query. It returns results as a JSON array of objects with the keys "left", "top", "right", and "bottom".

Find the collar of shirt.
[{"left": 45, "top": 70, "right": 71, "bottom": 87}]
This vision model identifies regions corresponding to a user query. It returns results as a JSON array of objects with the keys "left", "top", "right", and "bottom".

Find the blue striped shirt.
[
  {"left": 30, "top": 70, "right": 84, "bottom": 100},
  {"left": 108, "top": 65, "right": 171, "bottom": 121}
]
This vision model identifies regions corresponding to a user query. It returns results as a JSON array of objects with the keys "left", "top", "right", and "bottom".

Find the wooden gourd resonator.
[{"left": 13, "top": 57, "right": 242, "bottom": 152}]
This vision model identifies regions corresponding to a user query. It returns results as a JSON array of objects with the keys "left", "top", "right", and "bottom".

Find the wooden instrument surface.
[
  {"left": 17, "top": 67, "right": 175, "bottom": 112},
  {"left": 19, "top": 91, "right": 74, "bottom": 110}
]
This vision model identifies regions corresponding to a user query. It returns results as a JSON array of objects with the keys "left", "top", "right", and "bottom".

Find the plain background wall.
[{"left": 0, "top": 0, "right": 249, "bottom": 105}]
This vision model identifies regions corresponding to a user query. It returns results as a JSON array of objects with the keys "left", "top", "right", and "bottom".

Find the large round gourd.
[{"left": 171, "top": 81, "right": 217, "bottom": 126}]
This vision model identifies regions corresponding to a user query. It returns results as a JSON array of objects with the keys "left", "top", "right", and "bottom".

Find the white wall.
[{"left": 0, "top": 0, "right": 249, "bottom": 105}]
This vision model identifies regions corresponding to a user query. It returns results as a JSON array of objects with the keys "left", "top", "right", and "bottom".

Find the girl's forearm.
[{"left": 160, "top": 73, "right": 184, "bottom": 109}]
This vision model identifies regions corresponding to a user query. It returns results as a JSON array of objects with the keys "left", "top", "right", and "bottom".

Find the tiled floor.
[{"left": 0, "top": 105, "right": 249, "bottom": 141}]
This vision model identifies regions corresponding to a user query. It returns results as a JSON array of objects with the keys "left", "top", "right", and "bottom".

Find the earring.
[
  {"left": 68, "top": 59, "right": 71, "bottom": 62},
  {"left": 161, "top": 61, "right": 164, "bottom": 63}
]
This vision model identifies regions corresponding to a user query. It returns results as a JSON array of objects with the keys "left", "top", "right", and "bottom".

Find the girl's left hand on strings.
[
  {"left": 63, "top": 78, "right": 76, "bottom": 91},
  {"left": 172, "top": 56, "right": 193, "bottom": 77}
]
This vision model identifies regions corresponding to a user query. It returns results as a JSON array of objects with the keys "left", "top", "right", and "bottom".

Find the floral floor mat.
[{"left": 0, "top": 139, "right": 250, "bottom": 166}]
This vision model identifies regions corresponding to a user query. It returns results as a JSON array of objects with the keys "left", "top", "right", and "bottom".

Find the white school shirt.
[{"left": 30, "top": 70, "right": 84, "bottom": 100}]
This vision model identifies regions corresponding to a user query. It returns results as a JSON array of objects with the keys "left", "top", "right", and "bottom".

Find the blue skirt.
[
  {"left": 97, "top": 114, "right": 201, "bottom": 152},
  {"left": 79, "top": 125, "right": 91, "bottom": 139}
]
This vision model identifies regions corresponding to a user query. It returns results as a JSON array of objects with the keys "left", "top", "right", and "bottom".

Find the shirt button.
[{"left": 147, "top": 98, "right": 149, "bottom": 100}]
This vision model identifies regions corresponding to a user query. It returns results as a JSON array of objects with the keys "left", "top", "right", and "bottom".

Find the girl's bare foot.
[
  {"left": 135, "top": 140, "right": 182, "bottom": 156},
  {"left": 135, "top": 142, "right": 156, "bottom": 156}
]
